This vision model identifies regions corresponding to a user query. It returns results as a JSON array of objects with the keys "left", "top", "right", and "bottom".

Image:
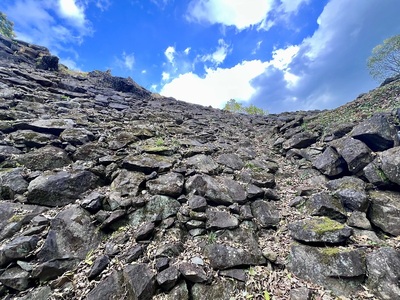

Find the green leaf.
[{"left": 263, "top": 290, "right": 270, "bottom": 300}]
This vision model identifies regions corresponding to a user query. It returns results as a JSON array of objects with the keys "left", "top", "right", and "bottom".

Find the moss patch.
[{"left": 304, "top": 217, "right": 345, "bottom": 234}]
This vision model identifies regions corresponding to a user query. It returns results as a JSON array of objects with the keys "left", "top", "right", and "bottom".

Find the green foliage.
[
  {"left": 0, "top": 11, "right": 15, "bottom": 39},
  {"left": 367, "top": 34, "right": 400, "bottom": 81},
  {"left": 223, "top": 99, "right": 268, "bottom": 116}
]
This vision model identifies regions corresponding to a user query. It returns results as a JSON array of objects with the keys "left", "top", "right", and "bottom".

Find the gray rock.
[
  {"left": 219, "top": 269, "right": 247, "bottom": 282},
  {"left": 135, "top": 222, "right": 155, "bottom": 241},
  {"left": 122, "top": 153, "right": 176, "bottom": 174},
  {"left": 289, "top": 217, "right": 352, "bottom": 244},
  {"left": 206, "top": 207, "right": 239, "bottom": 230},
  {"left": 363, "top": 159, "right": 390, "bottom": 187},
  {"left": 0, "top": 168, "right": 28, "bottom": 200},
  {"left": 290, "top": 245, "right": 366, "bottom": 296},
  {"left": 368, "top": 190, "right": 400, "bottom": 236},
  {"left": 0, "top": 266, "right": 30, "bottom": 291},
  {"left": 60, "top": 127, "right": 95, "bottom": 145},
  {"left": 351, "top": 113, "right": 398, "bottom": 151},
  {"left": 80, "top": 191, "right": 103, "bottom": 213},
  {"left": 88, "top": 255, "right": 110, "bottom": 280},
  {"left": 313, "top": 146, "right": 346, "bottom": 177},
  {"left": 163, "top": 281, "right": 189, "bottom": 300},
  {"left": 38, "top": 206, "right": 102, "bottom": 261},
  {"left": 8, "top": 130, "right": 58, "bottom": 148},
  {"left": 111, "top": 169, "right": 146, "bottom": 197},
  {"left": 366, "top": 247, "right": 400, "bottom": 300},
  {"left": 179, "top": 262, "right": 207, "bottom": 283},
  {"left": 188, "top": 195, "right": 207, "bottom": 212},
  {"left": 0, "top": 145, "right": 21, "bottom": 162},
  {"left": 347, "top": 211, "right": 372, "bottom": 230},
  {"left": 191, "top": 279, "right": 241, "bottom": 300},
  {"left": 146, "top": 172, "right": 184, "bottom": 197},
  {"left": 27, "top": 170, "right": 98, "bottom": 206},
  {"left": 186, "top": 154, "right": 219, "bottom": 174},
  {"left": 157, "top": 266, "right": 180, "bottom": 291},
  {"left": 283, "top": 131, "right": 318, "bottom": 150},
  {"left": 326, "top": 176, "right": 369, "bottom": 212},
  {"left": 205, "top": 243, "right": 265, "bottom": 270},
  {"left": 290, "top": 287, "right": 312, "bottom": 300},
  {"left": 16, "top": 145, "right": 71, "bottom": 171},
  {"left": 216, "top": 153, "right": 244, "bottom": 170},
  {"left": 331, "top": 137, "right": 373, "bottom": 174},
  {"left": 123, "top": 263, "right": 156, "bottom": 300},
  {"left": 0, "top": 235, "right": 39, "bottom": 267},
  {"left": 251, "top": 200, "right": 280, "bottom": 228},
  {"left": 31, "top": 258, "right": 79, "bottom": 282},
  {"left": 306, "top": 192, "right": 347, "bottom": 222},
  {"left": 86, "top": 271, "right": 123, "bottom": 300},
  {"left": 380, "top": 146, "right": 400, "bottom": 186}
]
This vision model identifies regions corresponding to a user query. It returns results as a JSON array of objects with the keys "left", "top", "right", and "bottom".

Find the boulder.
[
  {"left": 368, "top": 190, "right": 400, "bottom": 236},
  {"left": 313, "top": 147, "right": 346, "bottom": 177},
  {"left": 122, "top": 153, "right": 176, "bottom": 174},
  {"left": 0, "top": 235, "right": 40, "bottom": 267},
  {"left": 0, "top": 168, "right": 28, "bottom": 200},
  {"left": 27, "top": 170, "right": 98, "bottom": 206},
  {"left": 123, "top": 263, "right": 156, "bottom": 300},
  {"left": 216, "top": 153, "right": 244, "bottom": 170},
  {"left": 366, "top": 247, "right": 400, "bottom": 300},
  {"left": 283, "top": 131, "right": 318, "bottom": 150},
  {"left": 60, "top": 127, "right": 95, "bottom": 145},
  {"left": 146, "top": 172, "right": 184, "bottom": 197},
  {"left": 179, "top": 262, "right": 207, "bottom": 283},
  {"left": 0, "top": 266, "right": 30, "bottom": 291},
  {"left": 380, "top": 146, "right": 400, "bottom": 186},
  {"left": 186, "top": 154, "right": 219, "bottom": 174},
  {"left": 156, "top": 266, "right": 180, "bottom": 291},
  {"left": 289, "top": 217, "right": 352, "bottom": 244},
  {"left": 290, "top": 245, "right": 366, "bottom": 296},
  {"left": 351, "top": 113, "right": 398, "bottom": 151},
  {"left": 16, "top": 145, "right": 71, "bottom": 171},
  {"left": 250, "top": 200, "right": 280, "bottom": 228},
  {"left": 306, "top": 192, "right": 347, "bottom": 222},
  {"left": 206, "top": 207, "right": 239, "bottom": 230}
]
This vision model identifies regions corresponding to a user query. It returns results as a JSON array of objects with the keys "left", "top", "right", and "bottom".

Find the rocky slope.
[{"left": 0, "top": 34, "right": 400, "bottom": 300}]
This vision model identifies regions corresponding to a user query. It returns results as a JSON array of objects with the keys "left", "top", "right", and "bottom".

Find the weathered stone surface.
[
  {"left": 306, "top": 192, "right": 347, "bottom": 222},
  {"left": 111, "top": 169, "right": 146, "bottom": 197},
  {"left": 179, "top": 262, "right": 207, "bottom": 283},
  {"left": 216, "top": 153, "right": 244, "bottom": 170},
  {"left": 185, "top": 174, "right": 246, "bottom": 205},
  {"left": 351, "top": 113, "right": 398, "bottom": 151},
  {"left": 31, "top": 258, "right": 79, "bottom": 282},
  {"left": 251, "top": 200, "right": 280, "bottom": 228},
  {"left": 0, "top": 235, "right": 39, "bottom": 267},
  {"left": 16, "top": 145, "right": 71, "bottom": 171},
  {"left": 163, "top": 281, "right": 189, "bottom": 300},
  {"left": 283, "top": 131, "right": 318, "bottom": 150},
  {"left": 122, "top": 153, "right": 176, "bottom": 174},
  {"left": 289, "top": 217, "right": 352, "bottom": 244},
  {"left": 186, "top": 154, "right": 219, "bottom": 174},
  {"left": 60, "top": 127, "right": 95, "bottom": 145},
  {"left": 157, "top": 266, "right": 180, "bottom": 291},
  {"left": 88, "top": 255, "right": 110, "bottom": 280},
  {"left": 290, "top": 245, "right": 366, "bottom": 296},
  {"left": 326, "top": 176, "right": 369, "bottom": 212},
  {"left": 27, "top": 170, "right": 98, "bottom": 206},
  {"left": 206, "top": 207, "right": 239, "bottom": 230},
  {"left": 191, "top": 279, "right": 241, "bottom": 300},
  {"left": 366, "top": 247, "right": 400, "bottom": 300},
  {"left": 135, "top": 222, "right": 155, "bottom": 241},
  {"left": 380, "top": 146, "right": 400, "bottom": 186},
  {"left": 347, "top": 211, "right": 371, "bottom": 230},
  {"left": 205, "top": 243, "right": 265, "bottom": 270},
  {"left": 86, "top": 271, "right": 122, "bottom": 300},
  {"left": 146, "top": 172, "right": 184, "bottom": 197},
  {"left": 368, "top": 190, "right": 400, "bottom": 236},
  {"left": 0, "top": 266, "right": 30, "bottom": 291},
  {"left": 28, "top": 118, "right": 74, "bottom": 135},
  {"left": 0, "top": 168, "right": 28, "bottom": 200},
  {"left": 313, "top": 147, "right": 346, "bottom": 177},
  {"left": 188, "top": 195, "right": 207, "bottom": 212},
  {"left": 38, "top": 206, "right": 102, "bottom": 261},
  {"left": 330, "top": 137, "right": 373, "bottom": 174},
  {"left": 123, "top": 263, "right": 156, "bottom": 300}
]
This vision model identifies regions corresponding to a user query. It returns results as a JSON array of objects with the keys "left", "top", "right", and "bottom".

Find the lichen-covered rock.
[
  {"left": 15, "top": 145, "right": 71, "bottom": 171},
  {"left": 250, "top": 200, "right": 280, "bottom": 228},
  {"left": 206, "top": 207, "right": 239, "bottom": 230},
  {"left": 380, "top": 146, "right": 400, "bottom": 186},
  {"left": 306, "top": 192, "right": 347, "bottom": 222},
  {"left": 368, "top": 190, "right": 400, "bottom": 236},
  {"left": 146, "top": 172, "right": 184, "bottom": 197}
]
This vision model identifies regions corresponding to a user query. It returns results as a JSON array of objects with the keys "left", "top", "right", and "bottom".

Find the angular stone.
[
  {"left": 368, "top": 190, "right": 400, "bottom": 236},
  {"left": 351, "top": 113, "right": 398, "bottom": 151},
  {"left": 205, "top": 243, "right": 266, "bottom": 270},
  {"left": 188, "top": 195, "right": 207, "bottom": 212},
  {"left": 27, "top": 170, "right": 98, "bottom": 206},
  {"left": 206, "top": 207, "right": 239, "bottom": 230},
  {"left": 88, "top": 255, "right": 110, "bottom": 280},
  {"left": 0, "top": 266, "right": 30, "bottom": 291},
  {"left": 0, "top": 235, "right": 40, "bottom": 267},
  {"left": 251, "top": 200, "right": 280, "bottom": 228},
  {"left": 86, "top": 271, "right": 123, "bottom": 300},
  {"left": 347, "top": 212, "right": 372, "bottom": 230},
  {"left": 366, "top": 247, "right": 400, "bottom": 300},
  {"left": 163, "top": 281, "right": 189, "bottom": 300},
  {"left": 28, "top": 118, "right": 74, "bottom": 135},
  {"left": 216, "top": 153, "right": 244, "bottom": 170},
  {"left": 186, "top": 154, "right": 219, "bottom": 174},
  {"left": 289, "top": 217, "right": 352, "bottom": 244},
  {"left": 146, "top": 172, "right": 184, "bottom": 197},
  {"left": 219, "top": 269, "right": 247, "bottom": 282},
  {"left": 380, "top": 146, "right": 400, "bottom": 186},
  {"left": 157, "top": 266, "right": 180, "bottom": 291},
  {"left": 16, "top": 145, "right": 71, "bottom": 171},
  {"left": 283, "top": 131, "right": 318, "bottom": 150},
  {"left": 313, "top": 146, "right": 346, "bottom": 177},
  {"left": 306, "top": 192, "right": 347, "bottom": 222},
  {"left": 60, "top": 127, "right": 95, "bottom": 145},
  {"left": 122, "top": 153, "right": 175, "bottom": 174},
  {"left": 0, "top": 168, "right": 28, "bottom": 200},
  {"left": 290, "top": 245, "right": 366, "bottom": 296},
  {"left": 191, "top": 278, "right": 241, "bottom": 300},
  {"left": 31, "top": 258, "right": 79, "bottom": 282},
  {"left": 179, "top": 262, "right": 207, "bottom": 283},
  {"left": 111, "top": 169, "right": 146, "bottom": 197},
  {"left": 135, "top": 222, "right": 155, "bottom": 241},
  {"left": 123, "top": 263, "right": 156, "bottom": 300}
]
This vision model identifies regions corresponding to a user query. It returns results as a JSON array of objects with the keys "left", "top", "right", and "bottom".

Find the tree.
[
  {"left": 367, "top": 34, "right": 400, "bottom": 81},
  {"left": 223, "top": 99, "right": 268, "bottom": 116},
  {"left": 0, "top": 11, "right": 15, "bottom": 39}
]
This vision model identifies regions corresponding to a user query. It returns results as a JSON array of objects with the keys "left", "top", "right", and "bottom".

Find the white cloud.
[
  {"left": 162, "top": 72, "right": 170, "bottom": 81},
  {"left": 123, "top": 52, "right": 135, "bottom": 70},
  {"left": 187, "top": 0, "right": 274, "bottom": 30},
  {"left": 184, "top": 47, "right": 191, "bottom": 55},
  {"left": 165, "top": 46, "right": 176, "bottom": 64},
  {"left": 58, "top": 0, "right": 86, "bottom": 27},
  {"left": 160, "top": 60, "right": 268, "bottom": 107},
  {"left": 279, "top": 0, "right": 310, "bottom": 14},
  {"left": 200, "top": 39, "right": 229, "bottom": 66},
  {"left": 250, "top": 0, "right": 400, "bottom": 113},
  {"left": 95, "top": 0, "right": 111, "bottom": 11},
  {"left": 141, "top": 69, "right": 147, "bottom": 74}
]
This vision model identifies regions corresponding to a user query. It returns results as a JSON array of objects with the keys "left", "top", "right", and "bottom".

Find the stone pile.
[{"left": 0, "top": 35, "right": 400, "bottom": 299}]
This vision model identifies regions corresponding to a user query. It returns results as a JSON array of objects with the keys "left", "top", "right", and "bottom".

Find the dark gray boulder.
[
  {"left": 366, "top": 247, "right": 400, "bottom": 299},
  {"left": 60, "top": 127, "right": 95, "bottom": 146},
  {"left": 16, "top": 145, "right": 71, "bottom": 171},
  {"left": 283, "top": 131, "right": 318, "bottom": 150},
  {"left": 27, "top": 170, "right": 98, "bottom": 206},
  {"left": 380, "top": 146, "right": 400, "bottom": 186},
  {"left": 306, "top": 192, "right": 347, "bottom": 222},
  {"left": 146, "top": 172, "right": 184, "bottom": 197},
  {"left": 186, "top": 154, "right": 219, "bottom": 174},
  {"left": 156, "top": 266, "right": 180, "bottom": 291},
  {"left": 179, "top": 262, "right": 207, "bottom": 283},
  {"left": 368, "top": 190, "right": 400, "bottom": 236},
  {"left": 290, "top": 245, "right": 366, "bottom": 296},
  {"left": 122, "top": 153, "right": 176, "bottom": 174},
  {"left": 0, "top": 266, "right": 31, "bottom": 291},
  {"left": 216, "top": 153, "right": 244, "bottom": 170},
  {"left": 313, "top": 147, "right": 346, "bottom": 177},
  {"left": 111, "top": 169, "right": 146, "bottom": 197},
  {"left": 86, "top": 271, "right": 123, "bottom": 300},
  {"left": 123, "top": 263, "right": 156, "bottom": 300},
  {"left": 289, "top": 217, "right": 352, "bottom": 244},
  {"left": 250, "top": 200, "right": 280, "bottom": 228},
  {"left": 0, "top": 235, "right": 40, "bottom": 267},
  {"left": 88, "top": 255, "right": 110, "bottom": 280},
  {"left": 0, "top": 168, "right": 28, "bottom": 200},
  {"left": 206, "top": 207, "right": 239, "bottom": 230},
  {"left": 351, "top": 113, "right": 398, "bottom": 151}
]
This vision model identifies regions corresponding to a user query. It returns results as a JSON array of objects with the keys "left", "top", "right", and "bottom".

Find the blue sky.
[{"left": 1, "top": 0, "right": 399, "bottom": 113}]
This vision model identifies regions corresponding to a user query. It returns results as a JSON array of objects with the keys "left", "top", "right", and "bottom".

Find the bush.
[
  {"left": 0, "top": 12, "right": 15, "bottom": 39},
  {"left": 223, "top": 99, "right": 268, "bottom": 115}
]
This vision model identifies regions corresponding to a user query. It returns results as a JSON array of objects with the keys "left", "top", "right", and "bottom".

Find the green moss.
[
  {"left": 319, "top": 247, "right": 340, "bottom": 256},
  {"left": 305, "top": 217, "right": 345, "bottom": 234},
  {"left": 8, "top": 214, "right": 23, "bottom": 223}
]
